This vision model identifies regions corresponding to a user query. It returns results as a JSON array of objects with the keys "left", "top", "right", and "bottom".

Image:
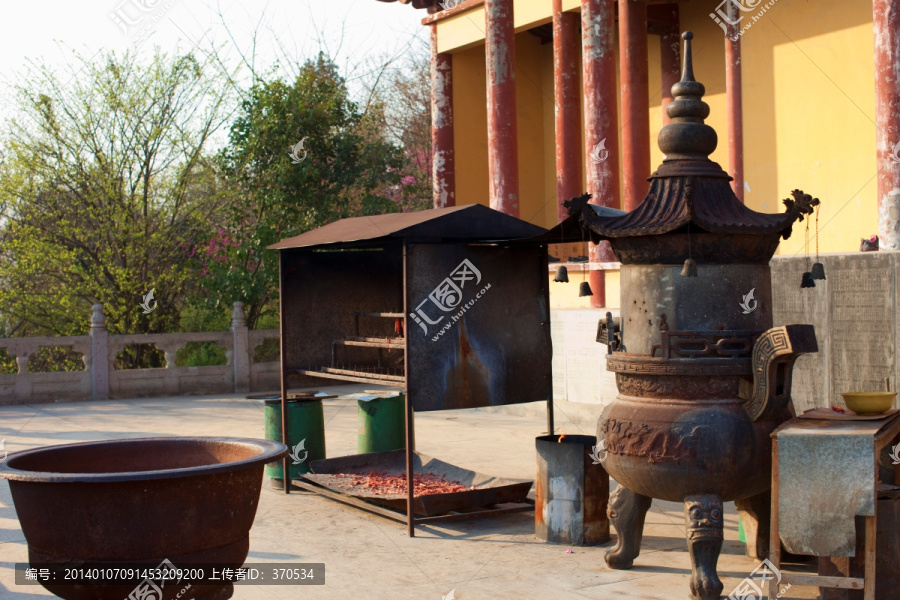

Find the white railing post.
[
  {"left": 13, "top": 353, "right": 31, "bottom": 400},
  {"left": 232, "top": 302, "right": 250, "bottom": 393},
  {"left": 90, "top": 304, "right": 109, "bottom": 400}
]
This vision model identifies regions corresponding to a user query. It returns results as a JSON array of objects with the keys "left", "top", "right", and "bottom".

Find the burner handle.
[{"left": 742, "top": 324, "right": 818, "bottom": 422}]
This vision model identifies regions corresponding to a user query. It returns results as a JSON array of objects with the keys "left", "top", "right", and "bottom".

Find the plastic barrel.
[
  {"left": 264, "top": 398, "right": 325, "bottom": 481},
  {"left": 357, "top": 393, "right": 406, "bottom": 453}
]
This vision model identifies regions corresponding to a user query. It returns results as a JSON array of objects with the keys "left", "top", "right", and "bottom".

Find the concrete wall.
[{"left": 550, "top": 308, "right": 618, "bottom": 407}]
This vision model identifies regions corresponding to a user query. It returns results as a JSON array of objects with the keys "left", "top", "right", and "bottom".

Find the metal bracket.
[{"left": 597, "top": 311, "right": 622, "bottom": 354}]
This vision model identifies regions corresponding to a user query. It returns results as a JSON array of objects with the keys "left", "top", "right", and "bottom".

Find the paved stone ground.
[{"left": 0, "top": 387, "right": 818, "bottom": 599}]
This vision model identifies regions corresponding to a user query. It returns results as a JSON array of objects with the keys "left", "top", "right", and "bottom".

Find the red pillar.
[
  {"left": 583, "top": 0, "right": 620, "bottom": 308},
  {"left": 485, "top": 0, "right": 519, "bottom": 217},
  {"left": 725, "top": 3, "right": 745, "bottom": 202},
  {"left": 658, "top": 4, "right": 680, "bottom": 126},
  {"left": 431, "top": 25, "right": 456, "bottom": 208},
  {"left": 553, "top": 0, "right": 581, "bottom": 222},
  {"left": 874, "top": 0, "right": 900, "bottom": 249},
  {"left": 619, "top": 0, "right": 651, "bottom": 211}
]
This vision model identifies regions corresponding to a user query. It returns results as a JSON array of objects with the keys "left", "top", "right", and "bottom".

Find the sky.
[{"left": 0, "top": 0, "right": 428, "bottom": 106}]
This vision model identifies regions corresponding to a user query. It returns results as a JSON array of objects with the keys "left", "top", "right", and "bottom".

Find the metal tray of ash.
[{"left": 304, "top": 450, "right": 533, "bottom": 517}]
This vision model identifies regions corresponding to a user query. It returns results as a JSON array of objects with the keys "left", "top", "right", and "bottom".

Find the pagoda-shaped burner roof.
[{"left": 564, "top": 180, "right": 815, "bottom": 241}]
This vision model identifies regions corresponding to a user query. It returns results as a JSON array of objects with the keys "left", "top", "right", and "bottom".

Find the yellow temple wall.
[{"left": 438, "top": 0, "right": 877, "bottom": 307}]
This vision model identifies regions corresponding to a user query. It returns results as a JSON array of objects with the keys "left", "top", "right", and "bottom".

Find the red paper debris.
[{"left": 339, "top": 471, "right": 473, "bottom": 496}]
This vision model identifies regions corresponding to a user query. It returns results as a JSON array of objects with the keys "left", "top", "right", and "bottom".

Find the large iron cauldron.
[{"left": 0, "top": 436, "right": 287, "bottom": 600}]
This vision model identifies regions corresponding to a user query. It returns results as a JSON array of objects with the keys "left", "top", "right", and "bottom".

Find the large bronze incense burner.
[{"left": 567, "top": 33, "right": 819, "bottom": 600}]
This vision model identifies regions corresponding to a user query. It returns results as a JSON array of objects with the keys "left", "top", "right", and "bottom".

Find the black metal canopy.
[{"left": 270, "top": 204, "right": 545, "bottom": 251}]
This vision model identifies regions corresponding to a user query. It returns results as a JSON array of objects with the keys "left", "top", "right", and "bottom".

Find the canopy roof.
[{"left": 270, "top": 204, "right": 546, "bottom": 251}]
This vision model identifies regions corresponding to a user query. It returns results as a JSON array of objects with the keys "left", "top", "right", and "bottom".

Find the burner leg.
[
  {"left": 685, "top": 494, "right": 724, "bottom": 600},
  {"left": 605, "top": 485, "right": 652, "bottom": 569},
  {"left": 735, "top": 490, "right": 770, "bottom": 560}
]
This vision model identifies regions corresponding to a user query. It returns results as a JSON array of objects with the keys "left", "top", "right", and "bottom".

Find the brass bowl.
[{"left": 841, "top": 392, "right": 897, "bottom": 415}]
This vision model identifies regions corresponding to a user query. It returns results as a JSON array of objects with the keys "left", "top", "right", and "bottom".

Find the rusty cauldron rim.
[{"left": 0, "top": 436, "right": 287, "bottom": 484}]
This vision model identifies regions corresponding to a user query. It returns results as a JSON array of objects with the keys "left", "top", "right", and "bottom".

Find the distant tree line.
[{"left": 0, "top": 40, "right": 431, "bottom": 364}]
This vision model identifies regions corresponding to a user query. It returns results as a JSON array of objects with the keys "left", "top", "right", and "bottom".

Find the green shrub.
[{"left": 176, "top": 341, "right": 227, "bottom": 367}]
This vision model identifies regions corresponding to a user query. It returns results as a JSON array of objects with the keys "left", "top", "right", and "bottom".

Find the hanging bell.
[
  {"left": 578, "top": 281, "right": 593, "bottom": 297},
  {"left": 554, "top": 266, "right": 569, "bottom": 283},
  {"left": 810, "top": 262, "right": 826, "bottom": 280},
  {"left": 800, "top": 272, "right": 816, "bottom": 288},
  {"left": 680, "top": 258, "right": 698, "bottom": 278}
]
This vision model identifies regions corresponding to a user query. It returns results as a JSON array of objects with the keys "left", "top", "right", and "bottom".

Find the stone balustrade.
[
  {"left": 0, "top": 303, "right": 280, "bottom": 405},
  {"left": 2, "top": 251, "right": 895, "bottom": 409}
]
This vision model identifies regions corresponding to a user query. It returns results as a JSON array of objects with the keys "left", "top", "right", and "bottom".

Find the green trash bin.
[
  {"left": 264, "top": 397, "right": 326, "bottom": 484},
  {"left": 357, "top": 391, "right": 406, "bottom": 454}
]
